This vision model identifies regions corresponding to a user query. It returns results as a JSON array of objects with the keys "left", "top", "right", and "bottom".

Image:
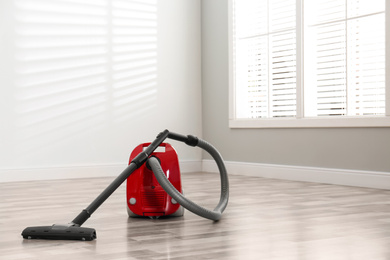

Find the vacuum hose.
[{"left": 148, "top": 138, "right": 229, "bottom": 221}]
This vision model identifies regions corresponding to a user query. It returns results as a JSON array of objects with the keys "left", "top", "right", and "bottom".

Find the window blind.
[
  {"left": 234, "top": 0, "right": 296, "bottom": 119},
  {"left": 304, "top": 0, "right": 385, "bottom": 117},
  {"left": 232, "top": 0, "right": 386, "bottom": 123}
]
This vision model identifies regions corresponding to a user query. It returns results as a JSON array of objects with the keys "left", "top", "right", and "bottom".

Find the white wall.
[{"left": 0, "top": 0, "right": 202, "bottom": 181}]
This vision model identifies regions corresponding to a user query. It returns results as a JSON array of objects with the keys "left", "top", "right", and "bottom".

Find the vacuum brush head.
[{"left": 22, "top": 224, "right": 96, "bottom": 241}]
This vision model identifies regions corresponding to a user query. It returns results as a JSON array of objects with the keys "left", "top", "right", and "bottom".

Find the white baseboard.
[
  {"left": 0, "top": 160, "right": 202, "bottom": 183},
  {"left": 2, "top": 160, "right": 389, "bottom": 190},
  {"left": 180, "top": 160, "right": 203, "bottom": 173},
  {"left": 202, "top": 160, "right": 390, "bottom": 190},
  {"left": 0, "top": 164, "right": 124, "bottom": 183}
]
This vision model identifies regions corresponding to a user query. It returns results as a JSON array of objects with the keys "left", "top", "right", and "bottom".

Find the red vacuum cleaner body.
[{"left": 126, "top": 143, "right": 184, "bottom": 218}]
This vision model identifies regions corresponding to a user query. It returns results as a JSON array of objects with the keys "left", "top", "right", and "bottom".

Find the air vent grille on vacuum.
[{"left": 142, "top": 191, "right": 166, "bottom": 207}]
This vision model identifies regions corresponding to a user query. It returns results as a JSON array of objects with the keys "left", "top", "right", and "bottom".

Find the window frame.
[{"left": 228, "top": 0, "right": 390, "bottom": 128}]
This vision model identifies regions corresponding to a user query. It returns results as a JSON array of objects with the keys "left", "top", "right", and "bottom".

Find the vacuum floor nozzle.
[{"left": 22, "top": 224, "right": 96, "bottom": 241}]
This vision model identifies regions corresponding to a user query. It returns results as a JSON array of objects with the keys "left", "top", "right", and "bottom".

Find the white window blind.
[
  {"left": 235, "top": 0, "right": 296, "bottom": 119},
  {"left": 230, "top": 0, "right": 389, "bottom": 127},
  {"left": 304, "top": 0, "right": 385, "bottom": 117}
]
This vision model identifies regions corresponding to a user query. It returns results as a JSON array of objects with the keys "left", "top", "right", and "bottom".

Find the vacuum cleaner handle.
[{"left": 72, "top": 129, "right": 170, "bottom": 226}]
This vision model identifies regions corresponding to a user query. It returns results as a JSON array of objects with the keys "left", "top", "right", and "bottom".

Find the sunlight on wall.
[
  {"left": 13, "top": 0, "right": 157, "bottom": 156},
  {"left": 111, "top": 0, "right": 158, "bottom": 122}
]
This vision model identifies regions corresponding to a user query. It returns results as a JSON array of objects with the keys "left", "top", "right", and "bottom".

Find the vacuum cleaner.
[{"left": 21, "top": 130, "right": 229, "bottom": 241}]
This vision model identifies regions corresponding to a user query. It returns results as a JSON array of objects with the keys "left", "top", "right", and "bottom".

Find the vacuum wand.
[
  {"left": 71, "top": 163, "right": 138, "bottom": 226},
  {"left": 21, "top": 130, "right": 170, "bottom": 241}
]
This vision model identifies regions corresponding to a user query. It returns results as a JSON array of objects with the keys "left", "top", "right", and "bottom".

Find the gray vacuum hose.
[{"left": 148, "top": 139, "right": 229, "bottom": 221}]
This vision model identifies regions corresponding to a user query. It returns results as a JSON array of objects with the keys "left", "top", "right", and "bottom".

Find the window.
[{"left": 229, "top": 0, "right": 390, "bottom": 128}]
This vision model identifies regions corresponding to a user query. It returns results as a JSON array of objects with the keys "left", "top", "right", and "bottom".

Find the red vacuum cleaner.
[
  {"left": 126, "top": 142, "right": 184, "bottom": 218},
  {"left": 21, "top": 130, "right": 229, "bottom": 241}
]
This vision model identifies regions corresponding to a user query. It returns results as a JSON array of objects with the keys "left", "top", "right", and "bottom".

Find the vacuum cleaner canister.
[{"left": 126, "top": 143, "right": 184, "bottom": 218}]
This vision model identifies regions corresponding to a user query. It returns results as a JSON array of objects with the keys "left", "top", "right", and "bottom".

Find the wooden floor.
[{"left": 1, "top": 172, "right": 390, "bottom": 260}]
